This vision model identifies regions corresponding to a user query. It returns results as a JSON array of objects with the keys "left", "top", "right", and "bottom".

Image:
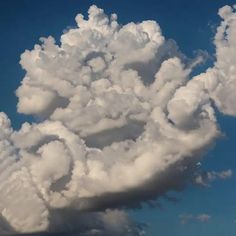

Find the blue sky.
[{"left": 1, "top": 1, "right": 236, "bottom": 235}]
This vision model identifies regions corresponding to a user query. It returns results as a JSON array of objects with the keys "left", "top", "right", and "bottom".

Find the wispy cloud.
[
  {"left": 194, "top": 169, "right": 233, "bottom": 187},
  {"left": 179, "top": 213, "right": 211, "bottom": 224}
]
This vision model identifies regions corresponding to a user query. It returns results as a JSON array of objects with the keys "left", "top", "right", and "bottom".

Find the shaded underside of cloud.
[{"left": 0, "top": 4, "right": 236, "bottom": 235}]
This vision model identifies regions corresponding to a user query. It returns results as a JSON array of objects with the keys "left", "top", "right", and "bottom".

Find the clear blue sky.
[{"left": 1, "top": 1, "right": 236, "bottom": 235}]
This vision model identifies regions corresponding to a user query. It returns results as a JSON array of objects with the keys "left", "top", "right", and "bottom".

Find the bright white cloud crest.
[{"left": 0, "top": 5, "right": 236, "bottom": 234}]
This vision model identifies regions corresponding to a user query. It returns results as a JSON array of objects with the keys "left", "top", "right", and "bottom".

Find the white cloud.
[
  {"left": 0, "top": 4, "right": 236, "bottom": 234},
  {"left": 196, "top": 214, "right": 211, "bottom": 222},
  {"left": 179, "top": 213, "right": 211, "bottom": 224},
  {"left": 194, "top": 169, "right": 233, "bottom": 186},
  {"left": 204, "top": 5, "right": 236, "bottom": 116}
]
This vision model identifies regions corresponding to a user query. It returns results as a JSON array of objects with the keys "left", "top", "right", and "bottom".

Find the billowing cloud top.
[{"left": 0, "top": 4, "right": 236, "bottom": 234}]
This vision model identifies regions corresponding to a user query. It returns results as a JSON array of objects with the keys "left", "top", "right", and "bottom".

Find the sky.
[{"left": 1, "top": 0, "right": 236, "bottom": 236}]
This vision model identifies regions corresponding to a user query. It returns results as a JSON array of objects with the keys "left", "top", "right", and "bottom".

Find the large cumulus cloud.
[{"left": 0, "top": 4, "right": 236, "bottom": 235}]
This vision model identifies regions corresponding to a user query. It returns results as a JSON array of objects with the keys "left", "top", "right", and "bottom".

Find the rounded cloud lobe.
[{"left": 0, "top": 5, "right": 236, "bottom": 235}]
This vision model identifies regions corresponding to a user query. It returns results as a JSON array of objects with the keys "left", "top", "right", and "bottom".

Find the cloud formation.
[
  {"left": 179, "top": 213, "right": 211, "bottom": 224},
  {"left": 194, "top": 169, "right": 233, "bottom": 187},
  {"left": 0, "top": 4, "right": 236, "bottom": 234}
]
